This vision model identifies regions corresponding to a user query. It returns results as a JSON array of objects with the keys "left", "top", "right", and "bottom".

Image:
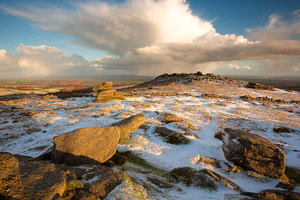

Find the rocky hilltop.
[{"left": 0, "top": 72, "right": 300, "bottom": 199}]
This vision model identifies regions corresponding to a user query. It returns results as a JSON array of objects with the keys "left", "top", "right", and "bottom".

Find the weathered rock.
[
  {"left": 105, "top": 172, "right": 149, "bottom": 200},
  {"left": 85, "top": 165, "right": 122, "bottom": 199},
  {"left": 154, "top": 126, "right": 190, "bottom": 144},
  {"left": 52, "top": 127, "right": 120, "bottom": 165},
  {"left": 171, "top": 167, "right": 216, "bottom": 190},
  {"left": 214, "top": 130, "right": 223, "bottom": 140},
  {"left": 276, "top": 181, "right": 295, "bottom": 191},
  {"left": 96, "top": 89, "right": 116, "bottom": 97},
  {"left": 55, "top": 164, "right": 122, "bottom": 199},
  {"left": 222, "top": 128, "right": 285, "bottom": 178},
  {"left": 93, "top": 81, "right": 113, "bottom": 92},
  {"left": 139, "top": 124, "right": 150, "bottom": 131},
  {"left": 244, "top": 189, "right": 300, "bottom": 200},
  {"left": 0, "top": 152, "right": 67, "bottom": 200},
  {"left": 111, "top": 114, "right": 146, "bottom": 143},
  {"left": 95, "top": 90, "right": 124, "bottom": 102},
  {"left": 147, "top": 177, "right": 173, "bottom": 188},
  {"left": 285, "top": 166, "right": 300, "bottom": 185},
  {"left": 0, "top": 152, "right": 23, "bottom": 199},
  {"left": 203, "top": 169, "right": 244, "bottom": 192},
  {"left": 273, "top": 126, "right": 291, "bottom": 133},
  {"left": 70, "top": 190, "right": 98, "bottom": 200},
  {"left": 175, "top": 121, "right": 197, "bottom": 131},
  {"left": 161, "top": 113, "right": 184, "bottom": 123},
  {"left": 190, "top": 154, "right": 221, "bottom": 168},
  {"left": 247, "top": 82, "right": 274, "bottom": 91}
]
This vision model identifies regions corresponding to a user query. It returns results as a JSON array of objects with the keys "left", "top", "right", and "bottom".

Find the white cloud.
[
  {"left": 227, "top": 63, "right": 252, "bottom": 70},
  {"left": 1, "top": 0, "right": 300, "bottom": 77},
  {"left": 0, "top": 44, "right": 103, "bottom": 78}
]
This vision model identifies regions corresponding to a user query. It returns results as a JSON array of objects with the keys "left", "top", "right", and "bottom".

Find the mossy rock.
[
  {"left": 171, "top": 167, "right": 217, "bottom": 190},
  {"left": 66, "top": 180, "right": 85, "bottom": 190}
]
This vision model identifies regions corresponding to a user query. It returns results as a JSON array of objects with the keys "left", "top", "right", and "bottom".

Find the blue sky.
[{"left": 0, "top": 0, "right": 300, "bottom": 77}]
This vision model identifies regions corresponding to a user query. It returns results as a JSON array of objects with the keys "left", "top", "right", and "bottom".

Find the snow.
[{"left": 0, "top": 82, "right": 299, "bottom": 199}]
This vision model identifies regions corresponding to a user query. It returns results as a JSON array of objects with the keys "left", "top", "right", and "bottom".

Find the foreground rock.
[
  {"left": 0, "top": 152, "right": 66, "bottom": 200},
  {"left": 52, "top": 127, "right": 120, "bottom": 165},
  {"left": 111, "top": 114, "right": 146, "bottom": 143},
  {"left": 1, "top": 152, "right": 123, "bottom": 200},
  {"left": 222, "top": 128, "right": 285, "bottom": 178},
  {"left": 154, "top": 126, "right": 190, "bottom": 144},
  {"left": 59, "top": 164, "right": 122, "bottom": 199}
]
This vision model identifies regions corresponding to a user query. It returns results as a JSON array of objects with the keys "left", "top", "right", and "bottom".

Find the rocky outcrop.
[
  {"left": 52, "top": 127, "right": 120, "bottom": 165},
  {"left": 95, "top": 90, "right": 124, "bottom": 102},
  {"left": 154, "top": 126, "right": 190, "bottom": 144},
  {"left": 0, "top": 152, "right": 67, "bottom": 200},
  {"left": 222, "top": 128, "right": 285, "bottom": 178},
  {"left": 247, "top": 82, "right": 274, "bottom": 91},
  {"left": 1, "top": 152, "right": 123, "bottom": 200},
  {"left": 93, "top": 81, "right": 113, "bottom": 91},
  {"left": 94, "top": 81, "right": 124, "bottom": 102},
  {"left": 171, "top": 167, "right": 216, "bottom": 190},
  {"left": 111, "top": 114, "right": 146, "bottom": 143},
  {"left": 161, "top": 113, "right": 184, "bottom": 123}
]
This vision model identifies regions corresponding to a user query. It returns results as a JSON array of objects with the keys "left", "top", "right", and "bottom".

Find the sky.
[{"left": 0, "top": 0, "right": 300, "bottom": 78}]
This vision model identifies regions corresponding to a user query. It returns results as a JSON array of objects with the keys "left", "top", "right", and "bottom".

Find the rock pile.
[
  {"left": 247, "top": 82, "right": 274, "bottom": 91},
  {"left": 94, "top": 81, "right": 124, "bottom": 102},
  {"left": 0, "top": 152, "right": 122, "bottom": 200}
]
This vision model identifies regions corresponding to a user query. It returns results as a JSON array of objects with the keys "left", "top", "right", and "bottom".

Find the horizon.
[{"left": 0, "top": 0, "right": 300, "bottom": 78}]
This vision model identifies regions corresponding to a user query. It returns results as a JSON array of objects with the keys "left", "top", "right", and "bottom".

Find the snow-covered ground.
[{"left": 0, "top": 81, "right": 299, "bottom": 199}]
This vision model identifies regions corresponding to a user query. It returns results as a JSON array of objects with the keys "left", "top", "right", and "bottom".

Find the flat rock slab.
[
  {"left": 52, "top": 127, "right": 120, "bottom": 165},
  {"left": 0, "top": 152, "right": 67, "bottom": 200},
  {"left": 112, "top": 114, "right": 146, "bottom": 143},
  {"left": 222, "top": 128, "right": 285, "bottom": 178}
]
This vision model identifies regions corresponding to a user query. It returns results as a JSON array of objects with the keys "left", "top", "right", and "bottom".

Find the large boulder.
[
  {"left": 0, "top": 152, "right": 67, "bottom": 200},
  {"left": 95, "top": 89, "right": 124, "bottom": 102},
  {"left": 222, "top": 128, "right": 285, "bottom": 178},
  {"left": 111, "top": 114, "right": 146, "bottom": 143},
  {"left": 52, "top": 127, "right": 120, "bottom": 165}
]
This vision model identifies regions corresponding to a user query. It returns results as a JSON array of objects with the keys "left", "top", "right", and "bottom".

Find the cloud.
[
  {"left": 247, "top": 13, "right": 300, "bottom": 41},
  {"left": 0, "top": 44, "right": 103, "bottom": 78},
  {"left": 1, "top": 0, "right": 300, "bottom": 76}
]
